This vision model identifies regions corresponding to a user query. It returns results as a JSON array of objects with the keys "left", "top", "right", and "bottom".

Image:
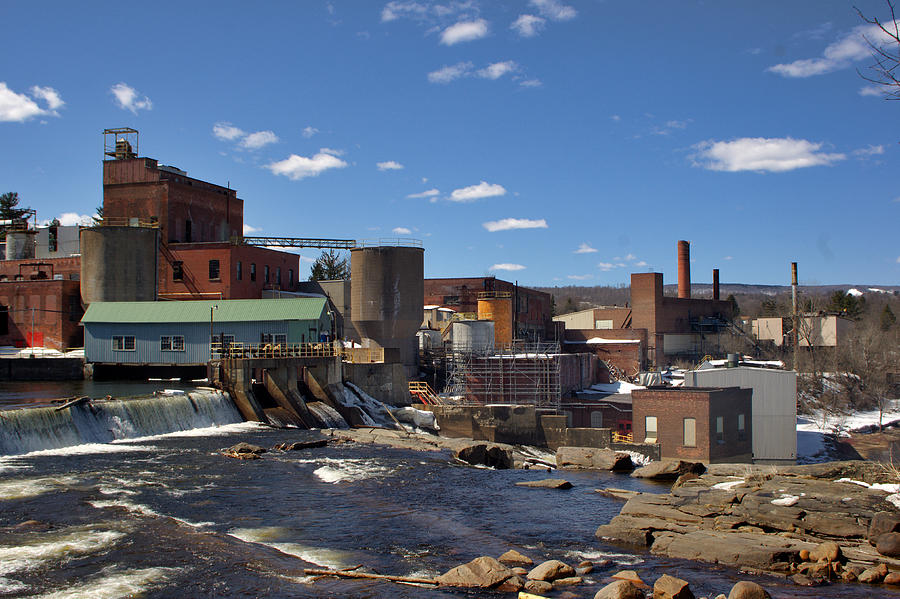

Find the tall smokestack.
[
  {"left": 712, "top": 268, "right": 720, "bottom": 300},
  {"left": 677, "top": 240, "right": 691, "bottom": 299}
]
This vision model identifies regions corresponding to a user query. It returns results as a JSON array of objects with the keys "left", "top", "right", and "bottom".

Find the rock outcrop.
[
  {"left": 594, "top": 579, "right": 645, "bottom": 599},
  {"left": 631, "top": 460, "right": 705, "bottom": 480},
  {"left": 436, "top": 556, "right": 521, "bottom": 591},
  {"left": 556, "top": 446, "right": 634, "bottom": 471},
  {"left": 515, "top": 478, "right": 573, "bottom": 489},
  {"left": 527, "top": 559, "right": 575, "bottom": 582},
  {"left": 455, "top": 444, "right": 514, "bottom": 469},
  {"left": 596, "top": 461, "right": 900, "bottom": 581}
]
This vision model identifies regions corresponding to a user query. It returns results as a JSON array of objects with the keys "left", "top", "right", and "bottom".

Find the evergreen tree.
[
  {"left": 308, "top": 249, "right": 349, "bottom": 281},
  {"left": 726, "top": 293, "right": 740, "bottom": 318},
  {"left": 826, "top": 290, "right": 865, "bottom": 319},
  {"left": 0, "top": 192, "right": 30, "bottom": 220},
  {"left": 881, "top": 304, "right": 897, "bottom": 331},
  {"left": 760, "top": 298, "right": 779, "bottom": 317}
]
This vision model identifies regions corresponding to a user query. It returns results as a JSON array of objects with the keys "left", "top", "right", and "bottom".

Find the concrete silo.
[
  {"left": 350, "top": 242, "right": 424, "bottom": 376},
  {"left": 80, "top": 225, "right": 159, "bottom": 304}
]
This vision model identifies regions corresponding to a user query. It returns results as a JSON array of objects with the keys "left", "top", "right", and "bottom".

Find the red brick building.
[
  {"left": 632, "top": 387, "right": 752, "bottom": 463},
  {"left": 424, "top": 277, "right": 552, "bottom": 340}
]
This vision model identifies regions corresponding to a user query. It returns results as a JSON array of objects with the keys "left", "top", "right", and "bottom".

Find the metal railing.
[
  {"left": 354, "top": 238, "right": 423, "bottom": 248},
  {"left": 96, "top": 217, "right": 159, "bottom": 228},
  {"left": 409, "top": 381, "right": 443, "bottom": 405},
  {"left": 210, "top": 341, "right": 384, "bottom": 363},
  {"left": 477, "top": 291, "right": 512, "bottom": 300}
]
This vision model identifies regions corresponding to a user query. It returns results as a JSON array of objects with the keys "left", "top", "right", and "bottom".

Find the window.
[
  {"left": 185, "top": 220, "right": 192, "bottom": 242},
  {"left": 172, "top": 261, "right": 184, "bottom": 281},
  {"left": 274, "top": 334, "right": 286, "bottom": 345},
  {"left": 737, "top": 413, "right": 746, "bottom": 442},
  {"left": 161, "top": 335, "right": 185, "bottom": 351},
  {"left": 209, "top": 260, "right": 220, "bottom": 280},
  {"left": 443, "top": 295, "right": 460, "bottom": 305},
  {"left": 288, "top": 268, "right": 294, "bottom": 287},
  {"left": 236, "top": 261, "right": 242, "bottom": 281},
  {"left": 644, "top": 416, "right": 658, "bottom": 443},
  {"left": 276, "top": 267, "right": 281, "bottom": 286},
  {"left": 683, "top": 417, "right": 696, "bottom": 447},
  {"left": 112, "top": 335, "right": 135, "bottom": 351},
  {"left": 264, "top": 265, "right": 270, "bottom": 284},
  {"left": 716, "top": 416, "right": 725, "bottom": 444},
  {"left": 590, "top": 411, "right": 603, "bottom": 428},
  {"left": 250, "top": 263, "right": 257, "bottom": 282}
]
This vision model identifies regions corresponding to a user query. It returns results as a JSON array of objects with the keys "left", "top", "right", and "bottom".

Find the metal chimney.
[
  {"left": 677, "top": 240, "right": 691, "bottom": 299},
  {"left": 712, "top": 268, "right": 720, "bottom": 300}
]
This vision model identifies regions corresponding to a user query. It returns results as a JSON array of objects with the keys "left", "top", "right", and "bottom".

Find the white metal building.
[{"left": 684, "top": 366, "right": 797, "bottom": 463}]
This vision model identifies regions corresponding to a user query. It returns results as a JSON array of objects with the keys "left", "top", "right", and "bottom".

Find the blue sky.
[{"left": 1, "top": 1, "right": 898, "bottom": 286}]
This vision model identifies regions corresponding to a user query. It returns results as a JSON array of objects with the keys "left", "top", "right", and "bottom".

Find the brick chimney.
[
  {"left": 713, "top": 268, "right": 720, "bottom": 300},
  {"left": 677, "top": 240, "right": 691, "bottom": 299}
]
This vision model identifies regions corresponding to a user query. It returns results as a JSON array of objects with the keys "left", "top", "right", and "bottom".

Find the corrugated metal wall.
[
  {"left": 684, "top": 367, "right": 797, "bottom": 462},
  {"left": 85, "top": 318, "right": 317, "bottom": 365}
]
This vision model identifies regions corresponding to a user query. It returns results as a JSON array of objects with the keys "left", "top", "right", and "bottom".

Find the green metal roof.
[{"left": 81, "top": 298, "right": 328, "bottom": 324}]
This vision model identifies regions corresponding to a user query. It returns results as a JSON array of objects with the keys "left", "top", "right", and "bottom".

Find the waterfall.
[
  {"left": 0, "top": 390, "right": 242, "bottom": 456},
  {"left": 306, "top": 402, "right": 349, "bottom": 429}
]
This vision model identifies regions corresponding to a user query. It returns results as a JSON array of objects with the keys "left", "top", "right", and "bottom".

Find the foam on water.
[
  {"left": 0, "top": 474, "right": 80, "bottom": 500},
  {"left": 565, "top": 549, "right": 645, "bottom": 566},
  {"left": 0, "top": 529, "right": 126, "bottom": 576},
  {"left": 309, "top": 457, "right": 393, "bottom": 483},
  {"left": 6, "top": 443, "right": 158, "bottom": 458},
  {"left": 30, "top": 566, "right": 179, "bottom": 599},
  {"left": 88, "top": 499, "right": 214, "bottom": 528},
  {"left": 228, "top": 527, "right": 352, "bottom": 570}
]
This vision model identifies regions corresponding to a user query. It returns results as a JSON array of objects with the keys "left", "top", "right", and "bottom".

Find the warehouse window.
[
  {"left": 644, "top": 416, "right": 657, "bottom": 443},
  {"left": 172, "top": 261, "right": 183, "bottom": 281},
  {"left": 276, "top": 267, "right": 281, "bottom": 286},
  {"left": 161, "top": 335, "right": 185, "bottom": 351},
  {"left": 737, "top": 414, "right": 746, "bottom": 441},
  {"left": 236, "top": 261, "right": 242, "bottom": 281},
  {"left": 274, "top": 333, "right": 287, "bottom": 345},
  {"left": 112, "top": 335, "right": 135, "bottom": 351},
  {"left": 264, "top": 265, "right": 270, "bottom": 284},
  {"left": 250, "top": 263, "right": 256, "bottom": 282},
  {"left": 716, "top": 416, "right": 725, "bottom": 444},
  {"left": 185, "top": 220, "right": 192, "bottom": 242},
  {"left": 683, "top": 418, "right": 696, "bottom": 447},
  {"left": 590, "top": 411, "right": 603, "bottom": 428},
  {"left": 288, "top": 269, "right": 294, "bottom": 287},
  {"left": 209, "top": 260, "right": 220, "bottom": 280}
]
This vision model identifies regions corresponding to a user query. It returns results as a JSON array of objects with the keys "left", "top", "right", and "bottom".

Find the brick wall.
[{"left": 0, "top": 279, "right": 83, "bottom": 349}]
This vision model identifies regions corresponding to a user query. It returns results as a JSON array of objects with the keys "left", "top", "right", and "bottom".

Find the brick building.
[
  {"left": 424, "top": 277, "right": 552, "bottom": 341},
  {"left": 632, "top": 387, "right": 752, "bottom": 463}
]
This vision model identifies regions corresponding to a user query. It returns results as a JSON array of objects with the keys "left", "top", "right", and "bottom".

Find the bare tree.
[{"left": 857, "top": 1, "right": 900, "bottom": 99}]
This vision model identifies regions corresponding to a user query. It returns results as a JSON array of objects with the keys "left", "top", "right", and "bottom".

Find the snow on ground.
[
  {"left": 796, "top": 399, "right": 900, "bottom": 463},
  {"left": 847, "top": 288, "right": 864, "bottom": 297}
]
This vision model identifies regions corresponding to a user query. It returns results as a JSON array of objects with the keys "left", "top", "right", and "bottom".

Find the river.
[{"left": 0, "top": 390, "right": 896, "bottom": 598}]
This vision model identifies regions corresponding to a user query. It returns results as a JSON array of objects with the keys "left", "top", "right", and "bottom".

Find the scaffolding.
[{"left": 444, "top": 341, "right": 561, "bottom": 408}]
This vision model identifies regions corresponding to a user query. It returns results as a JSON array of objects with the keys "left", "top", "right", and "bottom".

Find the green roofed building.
[{"left": 81, "top": 298, "right": 331, "bottom": 365}]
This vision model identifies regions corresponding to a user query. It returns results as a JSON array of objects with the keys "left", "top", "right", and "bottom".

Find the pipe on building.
[
  {"left": 677, "top": 240, "right": 691, "bottom": 299},
  {"left": 712, "top": 268, "right": 720, "bottom": 300}
]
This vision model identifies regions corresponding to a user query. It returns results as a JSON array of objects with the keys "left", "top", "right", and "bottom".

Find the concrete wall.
[
  {"left": 343, "top": 361, "right": 409, "bottom": 405},
  {"left": 80, "top": 226, "right": 158, "bottom": 304},
  {"left": 0, "top": 357, "right": 83, "bottom": 381}
]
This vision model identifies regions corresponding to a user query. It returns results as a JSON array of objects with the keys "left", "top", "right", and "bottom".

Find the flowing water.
[{"left": 0, "top": 393, "right": 896, "bottom": 598}]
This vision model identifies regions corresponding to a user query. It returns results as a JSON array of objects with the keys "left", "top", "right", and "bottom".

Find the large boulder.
[
  {"left": 876, "top": 532, "right": 900, "bottom": 558},
  {"left": 527, "top": 559, "right": 575, "bottom": 582},
  {"left": 653, "top": 574, "right": 694, "bottom": 599},
  {"left": 516, "top": 479, "right": 573, "bottom": 490},
  {"left": 556, "top": 446, "right": 634, "bottom": 471},
  {"left": 808, "top": 541, "right": 841, "bottom": 563},
  {"left": 436, "top": 556, "right": 518, "bottom": 589},
  {"left": 524, "top": 579, "right": 552, "bottom": 594},
  {"left": 455, "top": 444, "right": 514, "bottom": 469},
  {"left": 727, "top": 581, "right": 772, "bottom": 599},
  {"left": 631, "top": 460, "right": 705, "bottom": 480},
  {"left": 858, "top": 562, "right": 889, "bottom": 584},
  {"left": 224, "top": 442, "right": 266, "bottom": 454},
  {"left": 869, "top": 511, "right": 900, "bottom": 543},
  {"left": 594, "top": 579, "right": 645, "bottom": 599}
]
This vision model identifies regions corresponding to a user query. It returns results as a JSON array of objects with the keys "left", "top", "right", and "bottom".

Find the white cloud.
[
  {"left": 428, "top": 62, "right": 473, "bottom": 83},
  {"left": 449, "top": 181, "right": 506, "bottom": 202},
  {"left": 266, "top": 149, "right": 348, "bottom": 180},
  {"left": 511, "top": 14, "right": 545, "bottom": 37},
  {"left": 0, "top": 82, "right": 63, "bottom": 122},
  {"left": 574, "top": 243, "right": 598, "bottom": 254},
  {"left": 490, "top": 263, "right": 526, "bottom": 271},
  {"left": 302, "top": 126, "right": 319, "bottom": 138},
  {"left": 610, "top": 114, "right": 621, "bottom": 122},
  {"left": 213, "top": 122, "right": 245, "bottom": 141},
  {"left": 392, "top": 226, "right": 412, "bottom": 234},
  {"left": 723, "top": 256, "right": 734, "bottom": 261},
  {"left": 482, "top": 218, "right": 548, "bottom": 232},
  {"left": 635, "top": 260, "right": 648, "bottom": 267},
  {"left": 377, "top": 160, "right": 404, "bottom": 171},
  {"left": 768, "top": 22, "right": 898, "bottom": 78},
  {"left": 692, "top": 137, "right": 846, "bottom": 172},
  {"left": 440, "top": 19, "right": 488, "bottom": 45},
  {"left": 897, "top": 256, "right": 900, "bottom": 264},
  {"left": 243, "top": 224, "right": 261, "bottom": 234},
  {"left": 853, "top": 144, "right": 884, "bottom": 156},
  {"left": 240, "top": 130, "right": 279, "bottom": 149},
  {"left": 381, "top": 1, "right": 429, "bottom": 22},
  {"left": 320, "top": 147, "right": 344, "bottom": 156},
  {"left": 53, "top": 212, "right": 93, "bottom": 226},
  {"left": 567, "top": 274, "right": 592, "bottom": 280},
  {"left": 29, "top": 86, "right": 64, "bottom": 111},
  {"left": 597, "top": 262, "right": 616, "bottom": 271},
  {"left": 530, "top": 0, "right": 576, "bottom": 21},
  {"left": 407, "top": 188, "right": 440, "bottom": 198},
  {"left": 860, "top": 84, "right": 885, "bottom": 97},
  {"left": 519, "top": 78, "right": 542, "bottom": 88},
  {"left": 477, "top": 61, "right": 518, "bottom": 80},
  {"left": 110, "top": 82, "right": 152, "bottom": 114}
]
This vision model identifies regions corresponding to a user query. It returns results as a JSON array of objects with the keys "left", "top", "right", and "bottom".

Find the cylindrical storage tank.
[
  {"left": 477, "top": 297, "right": 513, "bottom": 346},
  {"left": 677, "top": 240, "right": 691, "bottom": 299},
  {"left": 726, "top": 353, "right": 740, "bottom": 368},
  {"left": 451, "top": 320, "right": 495, "bottom": 355},
  {"left": 80, "top": 226, "right": 159, "bottom": 304},
  {"left": 5, "top": 231, "right": 36, "bottom": 260},
  {"left": 350, "top": 244, "right": 424, "bottom": 375},
  {"left": 417, "top": 329, "right": 443, "bottom": 351}
]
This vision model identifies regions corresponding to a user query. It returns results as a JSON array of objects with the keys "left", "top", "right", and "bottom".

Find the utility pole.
[{"left": 791, "top": 262, "right": 799, "bottom": 372}]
